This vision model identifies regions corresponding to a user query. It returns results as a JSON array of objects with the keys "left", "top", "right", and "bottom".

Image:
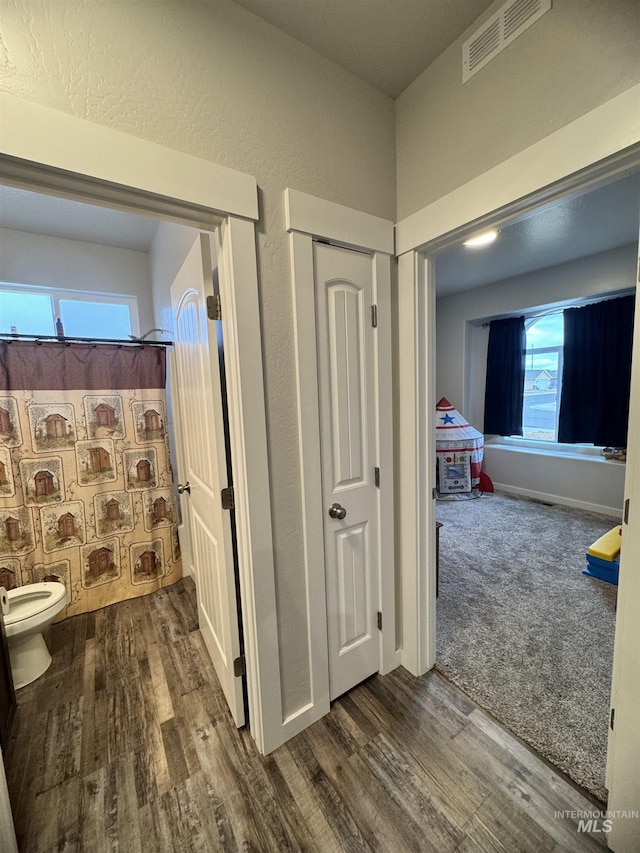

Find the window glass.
[
  {"left": 525, "top": 313, "right": 563, "bottom": 349},
  {"left": 60, "top": 300, "right": 132, "bottom": 340},
  {"left": 0, "top": 290, "right": 55, "bottom": 336},
  {"left": 522, "top": 314, "right": 563, "bottom": 441}
]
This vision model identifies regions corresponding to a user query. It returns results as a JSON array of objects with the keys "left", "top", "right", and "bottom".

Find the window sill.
[{"left": 485, "top": 438, "right": 625, "bottom": 464}]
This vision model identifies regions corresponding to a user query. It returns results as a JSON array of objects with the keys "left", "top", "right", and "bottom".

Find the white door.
[
  {"left": 170, "top": 233, "right": 245, "bottom": 727},
  {"left": 606, "top": 241, "right": 640, "bottom": 853},
  {"left": 314, "top": 242, "right": 379, "bottom": 700}
]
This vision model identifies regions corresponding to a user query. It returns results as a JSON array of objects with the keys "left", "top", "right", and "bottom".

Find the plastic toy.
[{"left": 583, "top": 525, "right": 621, "bottom": 585}]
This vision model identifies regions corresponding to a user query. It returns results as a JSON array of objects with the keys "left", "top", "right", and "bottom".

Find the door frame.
[
  {"left": 396, "top": 83, "right": 640, "bottom": 675},
  {"left": 0, "top": 93, "right": 282, "bottom": 754},
  {"left": 396, "top": 85, "right": 640, "bottom": 849},
  {"left": 285, "top": 188, "right": 397, "bottom": 740}
]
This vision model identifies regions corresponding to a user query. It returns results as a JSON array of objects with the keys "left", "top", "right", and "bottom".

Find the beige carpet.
[{"left": 435, "top": 490, "right": 619, "bottom": 802}]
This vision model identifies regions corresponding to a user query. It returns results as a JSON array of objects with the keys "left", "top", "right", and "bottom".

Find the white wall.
[
  {"left": 0, "top": 0, "right": 396, "bottom": 721},
  {"left": 436, "top": 244, "right": 637, "bottom": 514},
  {"left": 150, "top": 222, "right": 202, "bottom": 336},
  {"left": 0, "top": 227, "right": 154, "bottom": 334},
  {"left": 396, "top": 0, "right": 640, "bottom": 219}
]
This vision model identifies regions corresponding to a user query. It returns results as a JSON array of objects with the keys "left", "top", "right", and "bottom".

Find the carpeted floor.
[{"left": 436, "top": 490, "right": 619, "bottom": 802}]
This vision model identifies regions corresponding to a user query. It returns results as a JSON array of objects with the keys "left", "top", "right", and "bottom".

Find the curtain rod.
[
  {"left": 479, "top": 290, "right": 635, "bottom": 327},
  {"left": 0, "top": 332, "right": 173, "bottom": 347}
]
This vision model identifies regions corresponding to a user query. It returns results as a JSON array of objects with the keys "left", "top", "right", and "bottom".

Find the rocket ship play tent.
[{"left": 435, "top": 398, "right": 484, "bottom": 500}]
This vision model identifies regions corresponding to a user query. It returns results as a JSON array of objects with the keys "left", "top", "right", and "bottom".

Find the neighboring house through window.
[{"left": 522, "top": 313, "right": 563, "bottom": 441}]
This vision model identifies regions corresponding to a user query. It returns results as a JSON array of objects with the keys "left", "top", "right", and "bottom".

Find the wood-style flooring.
[{"left": 5, "top": 579, "right": 607, "bottom": 852}]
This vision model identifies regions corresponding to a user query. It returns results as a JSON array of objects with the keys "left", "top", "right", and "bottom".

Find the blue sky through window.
[
  {"left": 0, "top": 291, "right": 55, "bottom": 336},
  {"left": 60, "top": 300, "right": 132, "bottom": 339},
  {"left": 523, "top": 313, "right": 563, "bottom": 440},
  {"left": 525, "top": 314, "right": 563, "bottom": 371}
]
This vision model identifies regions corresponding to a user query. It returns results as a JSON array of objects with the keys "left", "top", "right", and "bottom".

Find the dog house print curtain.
[{"left": 0, "top": 341, "right": 182, "bottom": 619}]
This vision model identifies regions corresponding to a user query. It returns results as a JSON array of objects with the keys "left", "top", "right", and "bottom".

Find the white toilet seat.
[
  {"left": 5, "top": 582, "right": 67, "bottom": 630},
  {"left": 3, "top": 582, "right": 68, "bottom": 689}
]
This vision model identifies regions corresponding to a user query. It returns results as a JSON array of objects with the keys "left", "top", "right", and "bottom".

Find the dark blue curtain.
[
  {"left": 558, "top": 294, "right": 635, "bottom": 447},
  {"left": 484, "top": 316, "right": 526, "bottom": 436}
]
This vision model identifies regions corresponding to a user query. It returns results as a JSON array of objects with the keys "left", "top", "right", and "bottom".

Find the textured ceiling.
[
  {"left": 231, "top": 0, "right": 497, "bottom": 97},
  {"left": 0, "top": 186, "right": 160, "bottom": 252},
  {"left": 435, "top": 171, "right": 640, "bottom": 297}
]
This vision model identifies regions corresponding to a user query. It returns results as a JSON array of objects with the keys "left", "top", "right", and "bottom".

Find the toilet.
[{"left": 4, "top": 582, "right": 68, "bottom": 689}]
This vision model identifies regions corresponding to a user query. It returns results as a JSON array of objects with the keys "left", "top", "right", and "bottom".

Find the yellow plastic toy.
[{"left": 587, "top": 526, "right": 622, "bottom": 562}]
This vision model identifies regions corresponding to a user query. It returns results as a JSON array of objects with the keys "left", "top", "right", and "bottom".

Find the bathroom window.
[{"left": 0, "top": 284, "right": 139, "bottom": 340}]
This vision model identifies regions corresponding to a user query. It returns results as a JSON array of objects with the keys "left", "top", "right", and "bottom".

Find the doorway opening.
[
  {"left": 0, "top": 188, "right": 252, "bottom": 717},
  {"left": 0, "top": 130, "right": 279, "bottom": 767},
  {"left": 428, "top": 168, "right": 640, "bottom": 801}
]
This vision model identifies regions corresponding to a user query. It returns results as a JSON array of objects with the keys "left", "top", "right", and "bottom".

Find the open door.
[
  {"left": 606, "top": 241, "right": 640, "bottom": 853},
  {"left": 170, "top": 233, "right": 245, "bottom": 727}
]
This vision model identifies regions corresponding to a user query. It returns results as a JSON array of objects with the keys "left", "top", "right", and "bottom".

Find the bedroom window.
[
  {"left": 522, "top": 313, "right": 563, "bottom": 441},
  {"left": 0, "top": 284, "right": 138, "bottom": 340}
]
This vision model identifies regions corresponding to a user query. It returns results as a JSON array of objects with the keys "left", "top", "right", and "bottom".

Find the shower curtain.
[{"left": 0, "top": 340, "right": 182, "bottom": 620}]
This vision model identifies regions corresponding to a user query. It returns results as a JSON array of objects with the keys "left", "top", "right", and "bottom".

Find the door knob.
[
  {"left": 177, "top": 482, "right": 191, "bottom": 495},
  {"left": 328, "top": 503, "right": 347, "bottom": 520}
]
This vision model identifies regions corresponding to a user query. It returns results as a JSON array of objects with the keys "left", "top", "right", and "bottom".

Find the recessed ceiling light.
[{"left": 463, "top": 229, "right": 498, "bottom": 248}]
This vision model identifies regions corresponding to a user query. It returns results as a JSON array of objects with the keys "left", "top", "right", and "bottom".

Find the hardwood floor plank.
[
  {"left": 26, "top": 776, "right": 82, "bottom": 853},
  {"left": 92, "top": 683, "right": 109, "bottom": 772},
  {"left": 195, "top": 685, "right": 305, "bottom": 852},
  {"left": 79, "top": 767, "right": 108, "bottom": 853},
  {"left": 180, "top": 687, "right": 269, "bottom": 851},
  {"left": 352, "top": 680, "right": 492, "bottom": 825},
  {"left": 154, "top": 775, "right": 215, "bottom": 853},
  {"left": 505, "top": 772, "right": 608, "bottom": 853},
  {"left": 3, "top": 579, "right": 611, "bottom": 853},
  {"left": 161, "top": 717, "right": 190, "bottom": 787},
  {"left": 260, "top": 752, "right": 329, "bottom": 853},
  {"left": 456, "top": 812, "right": 512, "bottom": 853},
  {"left": 472, "top": 790, "right": 560, "bottom": 853},
  {"left": 360, "top": 734, "right": 465, "bottom": 852},
  {"left": 187, "top": 769, "right": 240, "bottom": 853},
  {"left": 38, "top": 696, "right": 84, "bottom": 793},
  {"left": 151, "top": 586, "right": 192, "bottom": 645},
  {"left": 272, "top": 740, "right": 343, "bottom": 853},
  {"left": 136, "top": 654, "right": 172, "bottom": 801},
  {"left": 390, "top": 668, "right": 474, "bottom": 737},
  {"left": 461, "top": 709, "right": 608, "bottom": 850},
  {"left": 289, "top": 733, "right": 372, "bottom": 852},
  {"left": 80, "top": 636, "right": 97, "bottom": 776},
  {"left": 115, "top": 754, "right": 143, "bottom": 853},
  {"left": 165, "top": 634, "right": 209, "bottom": 695},
  {"left": 305, "top": 722, "right": 431, "bottom": 853},
  {"left": 147, "top": 638, "right": 175, "bottom": 723},
  {"left": 138, "top": 800, "right": 163, "bottom": 853},
  {"left": 332, "top": 692, "right": 378, "bottom": 746}
]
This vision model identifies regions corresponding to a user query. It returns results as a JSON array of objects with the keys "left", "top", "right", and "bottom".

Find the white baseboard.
[{"left": 493, "top": 483, "right": 623, "bottom": 519}]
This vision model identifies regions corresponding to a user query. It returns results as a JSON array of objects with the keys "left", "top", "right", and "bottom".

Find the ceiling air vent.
[{"left": 463, "top": 0, "right": 551, "bottom": 83}]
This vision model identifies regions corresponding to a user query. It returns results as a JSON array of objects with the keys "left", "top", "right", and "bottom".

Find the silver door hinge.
[
  {"left": 207, "top": 293, "right": 222, "bottom": 321},
  {"left": 432, "top": 487, "right": 437, "bottom": 499},
  {"left": 371, "top": 305, "right": 378, "bottom": 328},
  {"left": 234, "top": 655, "right": 245, "bottom": 677},
  {"left": 377, "top": 611, "right": 382, "bottom": 631},
  {"left": 610, "top": 707, "right": 615, "bottom": 731},
  {"left": 221, "top": 486, "right": 235, "bottom": 510},
  {"left": 624, "top": 498, "right": 630, "bottom": 525},
  {"left": 374, "top": 467, "right": 380, "bottom": 488}
]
